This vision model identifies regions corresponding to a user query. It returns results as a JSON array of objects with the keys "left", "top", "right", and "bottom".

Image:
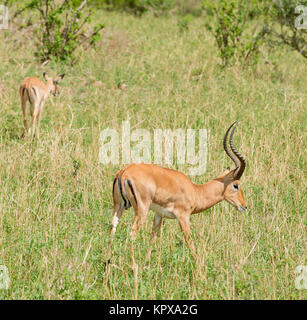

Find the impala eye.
[{"left": 233, "top": 184, "right": 239, "bottom": 191}]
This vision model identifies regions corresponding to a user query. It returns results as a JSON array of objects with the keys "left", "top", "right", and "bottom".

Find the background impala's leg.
[
  {"left": 36, "top": 101, "right": 44, "bottom": 140},
  {"left": 146, "top": 213, "right": 162, "bottom": 260},
  {"left": 21, "top": 95, "right": 27, "bottom": 138},
  {"left": 31, "top": 104, "right": 40, "bottom": 139},
  {"left": 28, "top": 102, "right": 35, "bottom": 138}
]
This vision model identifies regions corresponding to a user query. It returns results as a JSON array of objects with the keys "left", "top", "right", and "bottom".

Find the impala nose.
[{"left": 238, "top": 205, "right": 247, "bottom": 213}]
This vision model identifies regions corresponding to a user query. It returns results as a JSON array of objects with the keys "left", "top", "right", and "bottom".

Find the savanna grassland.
[{"left": 0, "top": 9, "right": 306, "bottom": 300}]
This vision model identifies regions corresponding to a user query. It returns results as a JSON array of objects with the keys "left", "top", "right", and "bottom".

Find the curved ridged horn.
[
  {"left": 223, "top": 121, "right": 241, "bottom": 169},
  {"left": 229, "top": 122, "right": 246, "bottom": 180}
]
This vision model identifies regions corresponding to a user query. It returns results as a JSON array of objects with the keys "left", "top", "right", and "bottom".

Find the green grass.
[{"left": 0, "top": 10, "right": 306, "bottom": 299}]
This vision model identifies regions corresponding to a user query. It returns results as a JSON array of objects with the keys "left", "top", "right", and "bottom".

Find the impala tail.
[{"left": 113, "top": 177, "right": 129, "bottom": 211}]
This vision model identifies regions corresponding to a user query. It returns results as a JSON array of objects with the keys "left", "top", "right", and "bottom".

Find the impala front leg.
[{"left": 177, "top": 213, "right": 195, "bottom": 255}]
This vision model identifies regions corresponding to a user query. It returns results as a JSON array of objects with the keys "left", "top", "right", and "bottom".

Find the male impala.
[
  {"left": 19, "top": 72, "right": 65, "bottom": 139},
  {"left": 109, "top": 122, "right": 247, "bottom": 256}
]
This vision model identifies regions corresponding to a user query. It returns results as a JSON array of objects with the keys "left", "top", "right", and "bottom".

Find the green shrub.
[
  {"left": 26, "top": 0, "right": 104, "bottom": 63},
  {"left": 203, "top": 0, "right": 267, "bottom": 67},
  {"left": 177, "top": 14, "right": 194, "bottom": 32}
]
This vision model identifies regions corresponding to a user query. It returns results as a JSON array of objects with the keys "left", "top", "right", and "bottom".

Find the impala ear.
[
  {"left": 219, "top": 167, "right": 231, "bottom": 177},
  {"left": 224, "top": 169, "right": 236, "bottom": 182},
  {"left": 43, "top": 72, "right": 50, "bottom": 81},
  {"left": 217, "top": 167, "right": 233, "bottom": 180},
  {"left": 57, "top": 73, "right": 65, "bottom": 81}
]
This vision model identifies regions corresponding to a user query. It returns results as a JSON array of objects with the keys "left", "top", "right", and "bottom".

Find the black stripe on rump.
[
  {"left": 118, "top": 176, "right": 128, "bottom": 209},
  {"left": 127, "top": 179, "right": 138, "bottom": 206},
  {"left": 31, "top": 87, "right": 37, "bottom": 98},
  {"left": 112, "top": 178, "right": 117, "bottom": 198},
  {"left": 24, "top": 88, "right": 32, "bottom": 103}
]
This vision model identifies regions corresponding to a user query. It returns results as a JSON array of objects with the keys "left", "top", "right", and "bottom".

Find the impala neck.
[
  {"left": 44, "top": 80, "right": 54, "bottom": 94},
  {"left": 193, "top": 179, "right": 225, "bottom": 213}
]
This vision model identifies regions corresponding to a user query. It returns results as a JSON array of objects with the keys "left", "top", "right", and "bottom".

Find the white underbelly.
[{"left": 150, "top": 203, "right": 176, "bottom": 219}]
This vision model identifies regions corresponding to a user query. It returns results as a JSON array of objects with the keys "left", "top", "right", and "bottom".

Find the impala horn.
[{"left": 223, "top": 121, "right": 246, "bottom": 180}]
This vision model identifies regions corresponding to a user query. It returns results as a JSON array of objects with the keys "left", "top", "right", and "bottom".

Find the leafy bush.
[
  {"left": 203, "top": 0, "right": 267, "bottom": 67},
  {"left": 177, "top": 14, "right": 194, "bottom": 32},
  {"left": 26, "top": 0, "right": 104, "bottom": 63}
]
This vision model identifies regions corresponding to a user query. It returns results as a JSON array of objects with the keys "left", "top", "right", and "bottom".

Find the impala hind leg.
[
  {"left": 130, "top": 204, "right": 150, "bottom": 242},
  {"left": 36, "top": 102, "right": 44, "bottom": 140},
  {"left": 129, "top": 203, "right": 150, "bottom": 277},
  {"left": 30, "top": 105, "right": 40, "bottom": 139},
  {"left": 108, "top": 204, "right": 124, "bottom": 249},
  {"left": 146, "top": 213, "right": 162, "bottom": 260},
  {"left": 106, "top": 204, "right": 125, "bottom": 264},
  {"left": 21, "top": 97, "right": 27, "bottom": 138},
  {"left": 28, "top": 102, "right": 35, "bottom": 138}
]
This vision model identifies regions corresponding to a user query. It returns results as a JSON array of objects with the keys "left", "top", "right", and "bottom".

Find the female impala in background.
[
  {"left": 109, "top": 122, "right": 247, "bottom": 257},
  {"left": 19, "top": 72, "right": 65, "bottom": 139}
]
